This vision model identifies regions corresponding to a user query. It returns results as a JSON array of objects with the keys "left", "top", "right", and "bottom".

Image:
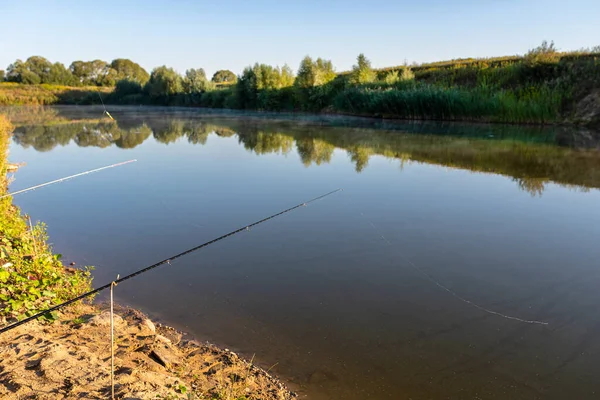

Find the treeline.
[
  {"left": 2, "top": 42, "right": 600, "bottom": 124},
  {"left": 104, "top": 43, "right": 600, "bottom": 124},
  {"left": 0, "top": 56, "right": 237, "bottom": 88}
]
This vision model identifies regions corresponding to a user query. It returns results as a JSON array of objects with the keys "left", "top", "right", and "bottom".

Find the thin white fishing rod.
[
  {"left": 0, "top": 159, "right": 137, "bottom": 199},
  {"left": 359, "top": 212, "right": 549, "bottom": 326}
]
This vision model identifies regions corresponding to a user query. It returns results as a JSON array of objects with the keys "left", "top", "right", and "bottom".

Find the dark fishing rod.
[{"left": 0, "top": 188, "right": 342, "bottom": 335}]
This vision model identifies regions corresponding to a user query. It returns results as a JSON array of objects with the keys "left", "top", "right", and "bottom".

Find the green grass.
[
  {"left": 332, "top": 83, "right": 565, "bottom": 123},
  {"left": 0, "top": 114, "right": 93, "bottom": 324}
]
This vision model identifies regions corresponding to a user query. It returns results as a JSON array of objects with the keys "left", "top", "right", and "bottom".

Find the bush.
[
  {"left": 200, "top": 89, "right": 234, "bottom": 108},
  {"left": 114, "top": 79, "right": 143, "bottom": 97},
  {"left": 256, "top": 87, "right": 296, "bottom": 111}
]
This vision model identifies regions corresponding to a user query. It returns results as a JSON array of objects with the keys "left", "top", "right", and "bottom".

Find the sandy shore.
[{"left": 0, "top": 303, "right": 296, "bottom": 399}]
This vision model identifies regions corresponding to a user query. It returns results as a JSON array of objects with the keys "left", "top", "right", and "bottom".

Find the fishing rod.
[
  {"left": 0, "top": 188, "right": 342, "bottom": 335},
  {"left": 0, "top": 160, "right": 137, "bottom": 200}
]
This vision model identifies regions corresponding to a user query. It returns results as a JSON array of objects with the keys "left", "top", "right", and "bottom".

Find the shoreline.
[
  {"left": 1, "top": 97, "right": 596, "bottom": 128},
  {"left": 0, "top": 113, "right": 297, "bottom": 399},
  {"left": 0, "top": 302, "right": 297, "bottom": 399},
  {"left": 2, "top": 79, "right": 599, "bottom": 129}
]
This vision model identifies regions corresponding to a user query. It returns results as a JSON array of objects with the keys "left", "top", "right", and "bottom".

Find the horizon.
[{"left": 1, "top": 0, "right": 599, "bottom": 77}]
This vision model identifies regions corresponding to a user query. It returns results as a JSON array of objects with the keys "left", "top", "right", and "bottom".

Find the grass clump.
[{"left": 0, "top": 114, "right": 93, "bottom": 325}]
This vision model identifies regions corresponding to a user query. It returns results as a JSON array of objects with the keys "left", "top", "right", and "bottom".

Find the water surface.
[{"left": 6, "top": 106, "right": 600, "bottom": 399}]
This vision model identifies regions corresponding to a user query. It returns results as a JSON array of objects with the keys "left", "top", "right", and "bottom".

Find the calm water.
[{"left": 6, "top": 106, "right": 600, "bottom": 399}]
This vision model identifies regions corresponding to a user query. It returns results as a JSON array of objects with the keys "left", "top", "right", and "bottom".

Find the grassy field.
[{"left": 0, "top": 82, "right": 111, "bottom": 106}]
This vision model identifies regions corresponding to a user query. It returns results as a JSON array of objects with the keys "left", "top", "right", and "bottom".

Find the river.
[{"left": 6, "top": 106, "right": 600, "bottom": 399}]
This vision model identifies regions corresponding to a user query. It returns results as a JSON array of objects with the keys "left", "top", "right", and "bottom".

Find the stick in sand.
[{"left": 0, "top": 159, "right": 137, "bottom": 199}]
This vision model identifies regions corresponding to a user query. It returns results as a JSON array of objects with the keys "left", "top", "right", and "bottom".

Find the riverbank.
[
  {"left": 0, "top": 114, "right": 296, "bottom": 399},
  {"left": 2, "top": 49, "right": 599, "bottom": 126},
  {"left": 0, "top": 303, "right": 295, "bottom": 399}
]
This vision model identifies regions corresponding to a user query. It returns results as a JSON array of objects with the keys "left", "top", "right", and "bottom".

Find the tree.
[
  {"left": 70, "top": 61, "right": 90, "bottom": 83},
  {"left": 6, "top": 60, "right": 31, "bottom": 83},
  {"left": 0, "top": 70, "right": 4, "bottom": 82},
  {"left": 70, "top": 60, "right": 110, "bottom": 85},
  {"left": 20, "top": 70, "right": 41, "bottom": 85},
  {"left": 6, "top": 60, "right": 36, "bottom": 84},
  {"left": 24, "top": 56, "right": 52, "bottom": 81},
  {"left": 6, "top": 56, "right": 75, "bottom": 85},
  {"left": 294, "top": 56, "right": 337, "bottom": 110},
  {"left": 234, "top": 63, "right": 296, "bottom": 109},
  {"left": 144, "top": 66, "right": 183, "bottom": 98},
  {"left": 254, "top": 64, "right": 279, "bottom": 90},
  {"left": 279, "top": 65, "right": 295, "bottom": 87},
  {"left": 5, "top": 60, "right": 21, "bottom": 82},
  {"left": 314, "top": 58, "right": 336, "bottom": 85},
  {"left": 183, "top": 68, "right": 214, "bottom": 93},
  {"left": 236, "top": 66, "right": 258, "bottom": 108},
  {"left": 235, "top": 67, "right": 256, "bottom": 108},
  {"left": 350, "top": 53, "right": 376, "bottom": 84},
  {"left": 46, "top": 62, "right": 76, "bottom": 85},
  {"left": 212, "top": 70, "right": 237, "bottom": 84},
  {"left": 295, "top": 56, "right": 317, "bottom": 88},
  {"left": 113, "top": 79, "right": 143, "bottom": 99},
  {"left": 295, "top": 56, "right": 336, "bottom": 88},
  {"left": 109, "top": 59, "right": 150, "bottom": 85}
]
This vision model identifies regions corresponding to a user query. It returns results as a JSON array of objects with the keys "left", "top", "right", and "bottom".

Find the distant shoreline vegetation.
[{"left": 1, "top": 41, "right": 599, "bottom": 125}]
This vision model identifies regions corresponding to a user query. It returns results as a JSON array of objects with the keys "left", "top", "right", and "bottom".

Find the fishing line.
[
  {"left": 357, "top": 209, "right": 549, "bottom": 326},
  {"left": 97, "top": 92, "right": 115, "bottom": 121},
  {"left": 0, "top": 160, "right": 137, "bottom": 199},
  {"left": 0, "top": 188, "right": 342, "bottom": 335},
  {"left": 361, "top": 212, "right": 392, "bottom": 245}
]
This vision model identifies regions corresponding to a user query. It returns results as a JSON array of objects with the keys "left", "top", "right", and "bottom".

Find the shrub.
[{"left": 0, "top": 115, "right": 93, "bottom": 323}]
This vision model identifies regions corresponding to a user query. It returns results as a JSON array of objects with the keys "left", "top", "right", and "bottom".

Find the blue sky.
[{"left": 1, "top": 0, "right": 598, "bottom": 77}]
